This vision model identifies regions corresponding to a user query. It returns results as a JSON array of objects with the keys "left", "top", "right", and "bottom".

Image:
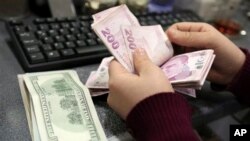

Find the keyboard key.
[
  {"left": 25, "top": 45, "right": 40, "bottom": 53},
  {"left": 140, "top": 21, "right": 147, "bottom": 26},
  {"left": 76, "top": 40, "right": 87, "bottom": 47},
  {"left": 48, "top": 30, "right": 58, "bottom": 36},
  {"left": 76, "top": 33, "right": 87, "bottom": 40},
  {"left": 36, "top": 31, "right": 47, "bottom": 39},
  {"left": 46, "top": 18, "right": 56, "bottom": 23},
  {"left": 61, "top": 23, "right": 70, "bottom": 28},
  {"left": 76, "top": 47, "right": 106, "bottom": 55},
  {"left": 54, "top": 43, "right": 64, "bottom": 50},
  {"left": 147, "top": 16, "right": 154, "bottom": 21},
  {"left": 97, "top": 38, "right": 103, "bottom": 45},
  {"left": 50, "top": 23, "right": 60, "bottom": 30},
  {"left": 56, "top": 17, "right": 67, "bottom": 22},
  {"left": 29, "top": 52, "right": 45, "bottom": 64},
  {"left": 59, "top": 29, "right": 69, "bottom": 35},
  {"left": 81, "top": 22, "right": 90, "bottom": 27},
  {"left": 79, "top": 16, "right": 91, "bottom": 20},
  {"left": 147, "top": 20, "right": 158, "bottom": 25},
  {"left": 14, "top": 26, "right": 26, "bottom": 33},
  {"left": 65, "top": 41, "right": 76, "bottom": 48},
  {"left": 18, "top": 32, "right": 35, "bottom": 40},
  {"left": 54, "top": 35, "right": 65, "bottom": 42},
  {"left": 34, "top": 18, "right": 45, "bottom": 24},
  {"left": 10, "top": 20, "right": 23, "bottom": 25},
  {"left": 87, "top": 33, "right": 96, "bottom": 39},
  {"left": 60, "top": 49, "right": 75, "bottom": 57},
  {"left": 65, "top": 35, "right": 76, "bottom": 41},
  {"left": 22, "top": 39, "right": 39, "bottom": 47},
  {"left": 27, "top": 25, "right": 37, "bottom": 32},
  {"left": 159, "top": 20, "right": 168, "bottom": 27},
  {"left": 41, "top": 44, "right": 53, "bottom": 51},
  {"left": 67, "top": 17, "right": 77, "bottom": 22},
  {"left": 80, "top": 27, "right": 89, "bottom": 33},
  {"left": 69, "top": 28, "right": 79, "bottom": 34},
  {"left": 87, "top": 39, "right": 97, "bottom": 46},
  {"left": 43, "top": 37, "right": 54, "bottom": 44},
  {"left": 38, "top": 24, "right": 49, "bottom": 31},
  {"left": 138, "top": 17, "right": 146, "bottom": 21},
  {"left": 70, "top": 22, "right": 80, "bottom": 28},
  {"left": 45, "top": 50, "right": 60, "bottom": 61}
]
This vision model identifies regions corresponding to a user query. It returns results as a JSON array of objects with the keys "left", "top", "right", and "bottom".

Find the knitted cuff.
[
  {"left": 126, "top": 93, "right": 198, "bottom": 141},
  {"left": 227, "top": 48, "right": 250, "bottom": 105}
]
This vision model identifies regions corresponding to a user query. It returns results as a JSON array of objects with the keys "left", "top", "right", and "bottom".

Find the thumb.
[
  {"left": 133, "top": 48, "right": 154, "bottom": 75},
  {"left": 167, "top": 28, "right": 208, "bottom": 48}
]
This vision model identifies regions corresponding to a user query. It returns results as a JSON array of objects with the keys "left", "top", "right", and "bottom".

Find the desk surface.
[{"left": 0, "top": 13, "right": 250, "bottom": 140}]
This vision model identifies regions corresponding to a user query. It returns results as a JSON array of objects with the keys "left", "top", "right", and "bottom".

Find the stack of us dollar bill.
[
  {"left": 18, "top": 70, "right": 107, "bottom": 141},
  {"left": 86, "top": 4, "right": 215, "bottom": 97}
]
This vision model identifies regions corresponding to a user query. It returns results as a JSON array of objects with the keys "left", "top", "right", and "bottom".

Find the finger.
[
  {"left": 133, "top": 48, "right": 155, "bottom": 76},
  {"left": 167, "top": 27, "right": 209, "bottom": 48},
  {"left": 108, "top": 60, "right": 128, "bottom": 78},
  {"left": 169, "top": 22, "right": 208, "bottom": 32},
  {"left": 206, "top": 69, "right": 216, "bottom": 81},
  {"left": 206, "top": 69, "right": 226, "bottom": 84}
]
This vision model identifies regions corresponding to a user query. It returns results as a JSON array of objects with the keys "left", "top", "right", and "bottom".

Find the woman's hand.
[
  {"left": 108, "top": 48, "right": 174, "bottom": 120},
  {"left": 167, "top": 22, "right": 246, "bottom": 85}
]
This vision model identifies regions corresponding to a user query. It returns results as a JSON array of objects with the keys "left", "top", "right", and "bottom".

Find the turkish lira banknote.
[
  {"left": 92, "top": 4, "right": 140, "bottom": 72},
  {"left": 87, "top": 4, "right": 215, "bottom": 97},
  {"left": 86, "top": 50, "right": 215, "bottom": 97}
]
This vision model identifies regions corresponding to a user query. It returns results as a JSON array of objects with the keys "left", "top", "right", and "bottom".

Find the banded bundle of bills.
[
  {"left": 86, "top": 4, "right": 215, "bottom": 97},
  {"left": 18, "top": 70, "right": 107, "bottom": 141}
]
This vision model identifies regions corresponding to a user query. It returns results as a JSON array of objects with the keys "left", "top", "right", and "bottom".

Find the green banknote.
[{"left": 18, "top": 70, "right": 107, "bottom": 141}]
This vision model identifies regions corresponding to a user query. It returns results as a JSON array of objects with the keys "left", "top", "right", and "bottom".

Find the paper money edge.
[
  {"left": 22, "top": 70, "right": 108, "bottom": 141},
  {"left": 17, "top": 75, "right": 34, "bottom": 140}
]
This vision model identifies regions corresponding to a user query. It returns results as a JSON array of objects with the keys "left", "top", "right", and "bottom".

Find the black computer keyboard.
[{"left": 6, "top": 10, "right": 201, "bottom": 72}]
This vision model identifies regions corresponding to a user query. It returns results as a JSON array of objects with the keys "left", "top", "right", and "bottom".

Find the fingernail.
[{"left": 134, "top": 48, "right": 145, "bottom": 56}]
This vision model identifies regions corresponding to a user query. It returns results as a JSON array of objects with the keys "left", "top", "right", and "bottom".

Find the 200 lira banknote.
[{"left": 87, "top": 4, "right": 215, "bottom": 97}]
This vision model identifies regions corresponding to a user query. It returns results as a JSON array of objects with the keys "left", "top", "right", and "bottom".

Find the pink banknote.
[
  {"left": 161, "top": 49, "right": 215, "bottom": 86},
  {"left": 92, "top": 5, "right": 140, "bottom": 72},
  {"left": 121, "top": 25, "right": 173, "bottom": 68}
]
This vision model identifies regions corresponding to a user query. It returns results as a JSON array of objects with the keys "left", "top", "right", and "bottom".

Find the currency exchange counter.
[{"left": 0, "top": 14, "right": 250, "bottom": 140}]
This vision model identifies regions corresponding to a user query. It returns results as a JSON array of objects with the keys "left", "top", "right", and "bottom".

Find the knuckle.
[
  {"left": 135, "top": 58, "right": 146, "bottom": 68},
  {"left": 184, "top": 32, "right": 193, "bottom": 41},
  {"left": 107, "top": 96, "right": 112, "bottom": 105},
  {"left": 202, "top": 23, "right": 210, "bottom": 27},
  {"left": 202, "top": 23, "right": 212, "bottom": 28},
  {"left": 107, "top": 96, "right": 117, "bottom": 111},
  {"left": 205, "top": 23, "right": 216, "bottom": 31},
  {"left": 137, "top": 58, "right": 146, "bottom": 66},
  {"left": 108, "top": 79, "right": 116, "bottom": 89}
]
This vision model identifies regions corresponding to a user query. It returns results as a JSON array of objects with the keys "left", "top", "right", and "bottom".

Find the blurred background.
[{"left": 1, "top": 0, "right": 250, "bottom": 37}]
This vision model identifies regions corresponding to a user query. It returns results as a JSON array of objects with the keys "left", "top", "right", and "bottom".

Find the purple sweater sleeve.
[
  {"left": 126, "top": 93, "right": 199, "bottom": 141},
  {"left": 227, "top": 48, "right": 250, "bottom": 105}
]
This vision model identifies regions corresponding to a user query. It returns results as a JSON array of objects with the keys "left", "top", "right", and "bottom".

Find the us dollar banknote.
[{"left": 18, "top": 70, "right": 107, "bottom": 141}]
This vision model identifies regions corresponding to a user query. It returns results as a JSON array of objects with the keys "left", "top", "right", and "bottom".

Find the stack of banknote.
[
  {"left": 86, "top": 4, "right": 215, "bottom": 97},
  {"left": 18, "top": 70, "right": 107, "bottom": 141}
]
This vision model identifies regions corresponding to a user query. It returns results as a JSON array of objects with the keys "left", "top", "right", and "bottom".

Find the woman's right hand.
[{"left": 166, "top": 22, "right": 246, "bottom": 85}]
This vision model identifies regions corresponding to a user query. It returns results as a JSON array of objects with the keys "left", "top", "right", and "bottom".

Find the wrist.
[
  {"left": 228, "top": 51, "right": 246, "bottom": 84},
  {"left": 211, "top": 48, "right": 247, "bottom": 89},
  {"left": 227, "top": 48, "right": 250, "bottom": 105},
  {"left": 209, "top": 48, "right": 246, "bottom": 88},
  {"left": 227, "top": 48, "right": 246, "bottom": 84}
]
